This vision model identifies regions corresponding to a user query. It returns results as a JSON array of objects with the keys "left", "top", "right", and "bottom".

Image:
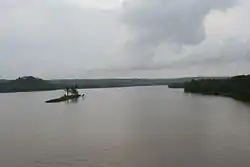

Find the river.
[{"left": 0, "top": 86, "right": 250, "bottom": 167}]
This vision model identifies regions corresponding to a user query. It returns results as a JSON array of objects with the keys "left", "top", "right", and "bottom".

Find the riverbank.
[
  {"left": 183, "top": 75, "right": 250, "bottom": 102},
  {"left": 0, "top": 76, "right": 195, "bottom": 93}
]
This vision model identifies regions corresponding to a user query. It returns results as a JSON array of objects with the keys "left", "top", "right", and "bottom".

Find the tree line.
[{"left": 184, "top": 75, "right": 250, "bottom": 102}]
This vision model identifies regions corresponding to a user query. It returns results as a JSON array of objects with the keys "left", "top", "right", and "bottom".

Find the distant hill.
[
  {"left": 50, "top": 77, "right": 221, "bottom": 88},
  {"left": 1, "top": 77, "right": 177, "bottom": 93},
  {"left": 0, "top": 76, "right": 57, "bottom": 93},
  {"left": 0, "top": 76, "right": 229, "bottom": 93},
  {"left": 50, "top": 78, "right": 173, "bottom": 88},
  {"left": 0, "top": 79, "right": 8, "bottom": 83}
]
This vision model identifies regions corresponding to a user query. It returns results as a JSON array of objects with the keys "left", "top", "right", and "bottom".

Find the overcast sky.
[{"left": 0, "top": 0, "right": 250, "bottom": 79}]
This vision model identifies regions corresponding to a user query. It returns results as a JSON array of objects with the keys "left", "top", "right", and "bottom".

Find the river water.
[{"left": 0, "top": 86, "right": 250, "bottom": 167}]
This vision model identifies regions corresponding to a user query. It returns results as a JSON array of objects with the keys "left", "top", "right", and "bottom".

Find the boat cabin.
[{"left": 64, "top": 86, "right": 79, "bottom": 96}]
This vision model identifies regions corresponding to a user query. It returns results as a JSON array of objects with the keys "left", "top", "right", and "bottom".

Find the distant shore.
[
  {"left": 0, "top": 76, "right": 194, "bottom": 93},
  {"left": 169, "top": 75, "right": 250, "bottom": 102}
]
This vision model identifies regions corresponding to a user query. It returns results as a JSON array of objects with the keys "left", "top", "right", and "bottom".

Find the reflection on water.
[
  {"left": 65, "top": 97, "right": 79, "bottom": 104},
  {"left": 64, "top": 96, "right": 86, "bottom": 104},
  {"left": 0, "top": 87, "right": 250, "bottom": 167}
]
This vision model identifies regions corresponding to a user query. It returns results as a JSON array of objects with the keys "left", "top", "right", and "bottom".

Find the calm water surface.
[{"left": 1, "top": 86, "right": 250, "bottom": 167}]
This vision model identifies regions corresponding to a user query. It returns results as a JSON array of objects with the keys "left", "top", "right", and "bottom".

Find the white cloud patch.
[
  {"left": 0, "top": 0, "right": 250, "bottom": 78},
  {"left": 117, "top": 0, "right": 237, "bottom": 69},
  {"left": 0, "top": 0, "right": 122, "bottom": 78}
]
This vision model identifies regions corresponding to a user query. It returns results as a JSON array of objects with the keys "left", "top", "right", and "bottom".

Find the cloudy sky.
[{"left": 0, "top": 0, "right": 250, "bottom": 79}]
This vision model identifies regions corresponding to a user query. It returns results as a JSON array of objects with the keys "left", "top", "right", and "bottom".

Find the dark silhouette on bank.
[
  {"left": 0, "top": 76, "right": 57, "bottom": 93},
  {"left": 184, "top": 75, "right": 250, "bottom": 102},
  {"left": 0, "top": 76, "right": 193, "bottom": 93},
  {"left": 4, "top": 75, "right": 249, "bottom": 103},
  {"left": 169, "top": 75, "right": 250, "bottom": 102}
]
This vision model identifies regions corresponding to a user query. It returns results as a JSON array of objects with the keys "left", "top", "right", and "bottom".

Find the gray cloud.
[
  {"left": 119, "top": 0, "right": 236, "bottom": 68},
  {"left": 122, "top": 0, "right": 235, "bottom": 45},
  {"left": 0, "top": 0, "right": 121, "bottom": 78},
  {"left": 0, "top": 0, "right": 250, "bottom": 79},
  {"left": 175, "top": 39, "right": 250, "bottom": 67}
]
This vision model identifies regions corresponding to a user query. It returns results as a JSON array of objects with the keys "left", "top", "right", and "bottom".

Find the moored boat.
[
  {"left": 46, "top": 86, "right": 84, "bottom": 103},
  {"left": 45, "top": 94, "right": 84, "bottom": 103}
]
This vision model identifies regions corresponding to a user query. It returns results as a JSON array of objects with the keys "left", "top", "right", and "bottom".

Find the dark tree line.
[
  {"left": 0, "top": 76, "right": 58, "bottom": 93},
  {"left": 0, "top": 76, "right": 173, "bottom": 93},
  {"left": 184, "top": 75, "right": 250, "bottom": 102}
]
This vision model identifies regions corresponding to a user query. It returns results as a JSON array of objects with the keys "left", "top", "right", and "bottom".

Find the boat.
[{"left": 46, "top": 86, "right": 84, "bottom": 103}]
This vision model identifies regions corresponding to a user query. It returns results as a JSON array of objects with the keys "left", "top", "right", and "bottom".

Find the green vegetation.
[
  {"left": 0, "top": 76, "right": 183, "bottom": 93},
  {"left": 184, "top": 75, "right": 250, "bottom": 102},
  {"left": 168, "top": 77, "right": 227, "bottom": 88},
  {"left": 51, "top": 78, "right": 177, "bottom": 89},
  {"left": 168, "top": 82, "right": 186, "bottom": 88},
  {"left": 3, "top": 75, "right": 247, "bottom": 104},
  {"left": 0, "top": 79, "right": 7, "bottom": 83},
  {"left": 0, "top": 76, "right": 58, "bottom": 93}
]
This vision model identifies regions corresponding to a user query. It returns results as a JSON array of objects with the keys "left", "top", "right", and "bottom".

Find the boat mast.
[{"left": 65, "top": 87, "right": 70, "bottom": 96}]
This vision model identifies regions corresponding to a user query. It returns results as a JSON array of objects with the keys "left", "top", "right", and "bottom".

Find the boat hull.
[{"left": 46, "top": 94, "right": 84, "bottom": 103}]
